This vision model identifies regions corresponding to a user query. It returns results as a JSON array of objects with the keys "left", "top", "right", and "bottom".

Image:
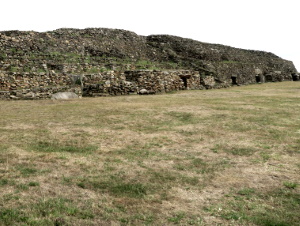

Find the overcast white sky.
[{"left": 1, "top": 0, "right": 299, "bottom": 71}]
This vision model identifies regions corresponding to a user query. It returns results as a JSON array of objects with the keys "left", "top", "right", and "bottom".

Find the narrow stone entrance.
[
  {"left": 292, "top": 73, "right": 299, "bottom": 81},
  {"left": 179, "top": 75, "right": 190, "bottom": 89},
  {"left": 255, "top": 75, "right": 261, "bottom": 83},
  {"left": 181, "top": 77, "right": 188, "bottom": 88},
  {"left": 231, "top": 76, "right": 237, "bottom": 85},
  {"left": 265, "top": 74, "right": 273, "bottom": 82}
]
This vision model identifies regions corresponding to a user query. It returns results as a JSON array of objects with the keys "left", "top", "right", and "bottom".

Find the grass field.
[{"left": 0, "top": 82, "right": 299, "bottom": 225}]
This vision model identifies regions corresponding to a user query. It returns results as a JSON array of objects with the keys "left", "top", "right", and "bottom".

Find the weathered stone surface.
[
  {"left": 51, "top": 92, "right": 79, "bottom": 100},
  {"left": 201, "top": 76, "right": 216, "bottom": 89},
  {"left": 0, "top": 28, "right": 298, "bottom": 100},
  {"left": 139, "top": 89, "right": 148, "bottom": 95}
]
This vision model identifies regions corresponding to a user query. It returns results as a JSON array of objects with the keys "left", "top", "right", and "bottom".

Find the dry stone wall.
[
  {"left": 82, "top": 71, "right": 137, "bottom": 97},
  {"left": 125, "top": 70, "right": 201, "bottom": 94},
  {"left": 0, "top": 69, "right": 204, "bottom": 100},
  {"left": 0, "top": 72, "right": 72, "bottom": 91},
  {"left": 0, "top": 71, "right": 81, "bottom": 100},
  {"left": 0, "top": 28, "right": 299, "bottom": 100},
  {"left": 83, "top": 70, "right": 202, "bottom": 97},
  {"left": 2, "top": 67, "right": 298, "bottom": 100}
]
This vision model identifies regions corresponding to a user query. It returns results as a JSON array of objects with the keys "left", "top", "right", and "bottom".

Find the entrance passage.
[
  {"left": 265, "top": 75, "right": 273, "bottom": 82},
  {"left": 231, "top": 76, "right": 237, "bottom": 85},
  {"left": 255, "top": 75, "right": 261, "bottom": 83},
  {"left": 180, "top": 76, "right": 188, "bottom": 89},
  {"left": 292, "top": 74, "right": 299, "bottom": 81},
  {"left": 179, "top": 75, "right": 191, "bottom": 89}
]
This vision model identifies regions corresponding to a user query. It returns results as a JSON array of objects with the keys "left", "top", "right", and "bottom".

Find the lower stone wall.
[
  {"left": 1, "top": 68, "right": 296, "bottom": 100},
  {"left": 0, "top": 70, "right": 203, "bottom": 99},
  {"left": 0, "top": 87, "right": 82, "bottom": 100},
  {"left": 82, "top": 71, "right": 137, "bottom": 97},
  {"left": 0, "top": 71, "right": 74, "bottom": 90},
  {"left": 0, "top": 71, "right": 81, "bottom": 100},
  {"left": 125, "top": 70, "right": 201, "bottom": 94},
  {"left": 82, "top": 70, "right": 202, "bottom": 96},
  {"left": 213, "top": 62, "right": 294, "bottom": 85}
]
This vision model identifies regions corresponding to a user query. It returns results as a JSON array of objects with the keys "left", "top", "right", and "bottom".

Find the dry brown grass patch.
[{"left": 0, "top": 81, "right": 299, "bottom": 225}]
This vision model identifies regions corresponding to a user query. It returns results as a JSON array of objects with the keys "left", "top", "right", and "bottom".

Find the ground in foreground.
[{"left": 0, "top": 82, "right": 299, "bottom": 225}]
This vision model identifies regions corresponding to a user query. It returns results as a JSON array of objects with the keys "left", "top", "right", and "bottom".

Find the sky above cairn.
[{"left": 1, "top": 0, "right": 299, "bottom": 71}]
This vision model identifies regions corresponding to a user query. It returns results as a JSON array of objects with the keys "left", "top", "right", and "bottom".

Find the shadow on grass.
[{"left": 30, "top": 140, "right": 98, "bottom": 154}]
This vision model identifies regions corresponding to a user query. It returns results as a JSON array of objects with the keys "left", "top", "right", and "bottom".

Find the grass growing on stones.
[{"left": 0, "top": 82, "right": 299, "bottom": 225}]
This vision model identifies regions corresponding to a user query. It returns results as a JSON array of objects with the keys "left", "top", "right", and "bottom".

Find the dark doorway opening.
[
  {"left": 181, "top": 77, "right": 188, "bottom": 89},
  {"left": 292, "top": 74, "right": 299, "bottom": 81},
  {"left": 255, "top": 75, "right": 261, "bottom": 83},
  {"left": 231, "top": 76, "right": 237, "bottom": 85},
  {"left": 265, "top": 75, "right": 273, "bottom": 82}
]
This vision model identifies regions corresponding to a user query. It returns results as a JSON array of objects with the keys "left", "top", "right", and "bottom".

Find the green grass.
[
  {"left": 0, "top": 208, "right": 29, "bottom": 226},
  {"left": 86, "top": 67, "right": 101, "bottom": 73},
  {"left": 211, "top": 144, "right": 258, "bottom": 156},
  {"left": 0, "top": 53, "right": 6, "bottom": 60},
  {"left": 209, "top": 187, "right": 300, "bottom": 226},
  {"left": 15, "top": 183, "right": 29, "bottom": 191},
  {"left": 174, "top": 158, "right": 230, "bottom": 175},
  {"left": 31, "top": 140, "right": 98, "bottom": 154},
  {"left": 77, "top": 177, "right": 148, "bottom": 198},
  {"left": 166, "top": 111, "right": 195, "bottom": 123},
  {"left": 283, "top": 181, "right": 298, "bottom": 189},
  {"left": 110, "top": 183, "right": 147, "bottom": 198},
  {"left": 28, "top": 181, "right": 40, "bottom": 187},
  {"left": 225, "top": 146, "right": 258, "bottom": 156},
  {"left": 237, "top": 187, "right": 256, "bottom": 196},
  {"left": 9, "top": 66, "right": 19, "bottom": 72},
  {"left": 168, "top": 212, "right": 186, "bottom": 223},
  {"left": 0, "top": 198, "right": 95, "bottom": 226},
  {"left": 0, "top": 179, "right": 9, "bottom": 186},
  {"left": 0, "top": 82, "right": 299, "bottom": 225},
  {"left": 16, "top": 165, "right": 38, "bottom": 176}
]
